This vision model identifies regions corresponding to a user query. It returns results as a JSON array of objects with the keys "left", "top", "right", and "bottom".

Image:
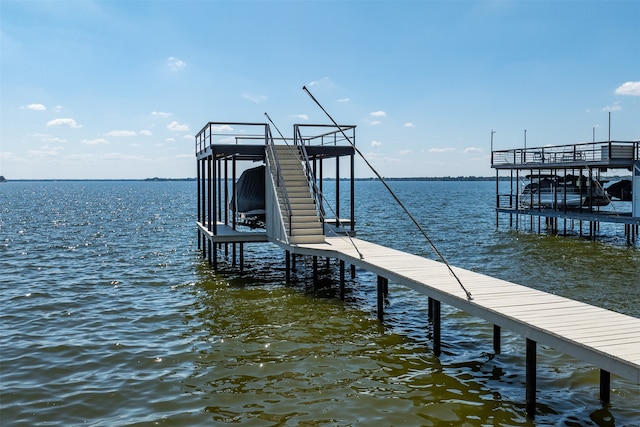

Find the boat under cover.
[
  {"left": 606, "top": 179, "right": 632, "bottom": 201},
  {"left": 230, "top": 165, "right": 266, "bottom": 227},
  {"left": 520, "top": 174, "right": 609, "bottom": 209}
]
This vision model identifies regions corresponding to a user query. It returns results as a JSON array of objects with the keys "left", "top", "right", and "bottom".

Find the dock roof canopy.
[
  {"left": 491, "top": 140, "right": 639, "bottom": 170},
  {"left": 195, "top": 121, "right": 356, "bottom": 161}
]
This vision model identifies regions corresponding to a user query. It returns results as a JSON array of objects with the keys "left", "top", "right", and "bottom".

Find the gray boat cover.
[{"left": 231, "top": 165, "right": 265, "bottom": 213}]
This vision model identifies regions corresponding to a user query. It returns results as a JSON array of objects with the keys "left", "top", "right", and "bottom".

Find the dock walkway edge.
[{"left": 274, "top": 236, "right": 640, "bottom": 385}]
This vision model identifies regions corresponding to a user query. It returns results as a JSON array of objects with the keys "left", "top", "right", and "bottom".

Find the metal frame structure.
[
  {"left": 492, "top": 140, "right": 640, "bottom": 243},
  {"left": 194, "top": 121, "right": 356, "bottom": 269}
]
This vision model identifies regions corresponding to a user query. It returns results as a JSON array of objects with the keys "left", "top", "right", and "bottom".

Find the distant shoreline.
[
  {"left": 2, "top": 175, "right": 632, "bottom": 183},
  {"left": 3, "top": 176, "right": 499, "bottom": 182}
]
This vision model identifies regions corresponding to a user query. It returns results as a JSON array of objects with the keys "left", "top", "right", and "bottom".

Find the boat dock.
[
  {"left": 195, "top": 121, "right": 640, "bottom": 418},
  {"left": 491, "top": 139, "right": 640, "bottom": 243}
]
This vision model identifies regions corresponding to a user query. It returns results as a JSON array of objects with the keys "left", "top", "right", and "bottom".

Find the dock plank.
[{"left": 290, "top": 236, "right": 640, "bottom": 384}]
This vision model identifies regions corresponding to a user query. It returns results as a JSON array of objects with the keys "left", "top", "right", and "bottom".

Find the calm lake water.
[{"left": 1, "top": 180, "right": 639, "bottom": 426}]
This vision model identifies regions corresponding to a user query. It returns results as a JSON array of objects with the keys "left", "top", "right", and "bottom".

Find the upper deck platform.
[
  {"left": 491, "top": 140, "right": 639, "bottom": 170},
  {"left": 194, "top": 122, "right": 356, "bottom": 161}
]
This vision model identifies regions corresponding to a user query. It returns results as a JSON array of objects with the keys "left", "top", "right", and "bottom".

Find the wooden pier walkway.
[{"left": 274, "top": 235, "right": 640, "bottom": 415}]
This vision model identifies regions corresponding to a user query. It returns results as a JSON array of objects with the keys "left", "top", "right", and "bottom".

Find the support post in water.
[
  {"left": 339, "top": 260, "right": 345, "bottom": 300},
  {"left": 432, "top": 299, "right": 441, "bottom": 357},
  {"left": 526, "top": 338, "right": 537, "bottom": 418},
  {"left": 377, "top": 275, "right": 385, "bottom": 321},
  {"left": 313, "top": 256, "right": 318, "bottom": 284},
  {"left": 493, "top": 325, "right": 501, "bottom": 354},
  {"left": 212, "top": 241, "right": 217, "bottom": 271},
  {"left": 285, "top": 251, "right": 291, "bottom": 284},
  {"left": 232, "top": 243, "right": 237, "bottom": 267},
  {"left": 600, "top": 369, "right": 610, "bottom": 404}
]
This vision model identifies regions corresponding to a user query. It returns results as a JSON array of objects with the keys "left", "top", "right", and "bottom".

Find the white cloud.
[
  {"left": 371, "top": 140, "right": 382, "bottom": 147},
  {"left": 105, "top": 130, "right": 137, "bottom": 137},
  {"left": 55, "top": 105, "right": 63, "bottom": 112},
  {"left": 167, "top": 56, "right": 186, "bottom": 71},
  {"left": 400, "top": 149, "right": 413, "bottom": 155},
  {"left": 602, "top": 102, "right": 622, "bottom": 112},
  {"left": 463, "top": 147, "right": 483, "bottom": 154},
  {"left": 0, "top": 151, "right": 21, "bottom": 161},
  {"left": 308, "top": 77, "right": 331, "bottom": 87},
  {"left": 429, "top": 147, "right": 456, "bottom": 153},
  {"left": 23, "top": 103, "right": 46, "bottom": 111},
  {"left": 338, "top": 98, "right": 350, "bottom": 103},
  {"left": 292, "top": 114, "right": 309, "bottom": 120},
  {"left": 101, "top": 152, "right": 144, "bottom": 161},
  {"left": 404, "top": 122, "right": 415, "bottom": 127},
  {"left": 167, "top": 121, "right": 189, "bottom": 132},
  {"left": 28, "top": 145, "right": 64, "bottom": 157},
  {"left": 242, "top": 93, "right": 267, "bottom": 104},
  {"left": 151, "top": 111, "right": 172, "bottom": 118},
  {"left": 183, "top": 134, "right": 193, "bottom": 139},
  {"left": 614, "top": 81, "right": 640, "bottom": 96},
  {"left": 367, "top": 120, "right": 381, "bottom": 126},
  {"left": 370, "top": 110, "right": 387, "bottom": 117},
  {"left": 46, "top": 118, "right": 81, "bottom": 128},
  {"left": 31, "top": 133, "right": 67, "bottom": 143},
  {"left": 211, "top": 125, "right": 234, "bottom": 132},
  {"left": 139, "top": 130, "right": 153, "bottom": 136},
  {"left": 166, "top": 137, "right": 176, "bottom": 142},
  {"left": 81, "top": 138, "right": 109, "bottom": 145}
]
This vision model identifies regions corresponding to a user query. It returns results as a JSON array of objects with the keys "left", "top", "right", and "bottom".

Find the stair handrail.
[
  {"left": 265, "top": 150, "right": 290, "bottom": 244},
  {"left": 294, "top": 125, "right": 326, "bottom": 224},
  {"left": 265, "top": 128, "right": 293, "bottom": 239}
]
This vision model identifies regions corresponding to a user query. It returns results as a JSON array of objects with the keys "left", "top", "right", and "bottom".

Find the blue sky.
[{"left": 1, "top": 0, "right": 639, "bottom": 179}]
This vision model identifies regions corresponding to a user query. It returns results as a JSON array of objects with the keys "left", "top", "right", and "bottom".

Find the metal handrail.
[
  {"left": 265, "top": 128, "right": 293, "bottom": 238},
  {"left": 294, "top": 126, "right": 326, "bottom": 224},
  {"left": 194, "top": 122, "right": 270, "bottom": 153},
  {"left": 492, "top": 140, "right": 639, "bottom": 167},
  {"left": 294, "top": 124, "right": 357, "bottom": 146}
]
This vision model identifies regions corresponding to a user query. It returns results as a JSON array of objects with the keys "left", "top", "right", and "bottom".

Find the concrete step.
[
  {"left": 278, "top": 157, "right": 302, "bottom": 169},
  {"left": 282, "top": 192, "right": 313, "bottom": 201},
  {"left": 280, "top": 190, "right": 311, "bottom": 198},
  {"left": 289, "top": 235, "right": 326, "bottom": 244},
  {"left": 280, "top": 171, "right": 307, "bottom": 179},
  {"left": 289, "top": 227, "right": 323, "bottom": 236},
  {"left": 290, "top": 222, "right": 322, "bottom": 231},
  {"left": 280, "top": 185, "right": 311, "bottom": 195},
  {"left": 289, "top": 208, "right": 317, "bottom": 216},
  {"left": 277, "top": 189, "right": 313, "bottom": 198},
  {"left": 291, "top": 215, "right": 321, "bottom": 223}
]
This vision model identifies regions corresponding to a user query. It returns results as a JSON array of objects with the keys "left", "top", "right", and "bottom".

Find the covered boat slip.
[
  {"left": 492, "top": 140, "right": 640, "bottom": 241},
  {"left": 195, "top": 121, "right": 639, "bottom": 418},
  {"left": 195, "top": 122, "right": 356, "bottom": 237}
]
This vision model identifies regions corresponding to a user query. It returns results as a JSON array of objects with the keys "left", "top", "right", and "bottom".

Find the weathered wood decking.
[{"left": 276, "top": 236, "right": 640, "bottom": 385}]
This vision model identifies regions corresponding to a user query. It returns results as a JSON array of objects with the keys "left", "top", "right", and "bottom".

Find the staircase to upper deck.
[{"left": 267, "top": 145, "right": 325, "bottom": 245}]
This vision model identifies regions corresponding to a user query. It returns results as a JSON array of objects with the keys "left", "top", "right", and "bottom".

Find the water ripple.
[{"left": 1, "top": 181, "right": 639, "bottom": 426}]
